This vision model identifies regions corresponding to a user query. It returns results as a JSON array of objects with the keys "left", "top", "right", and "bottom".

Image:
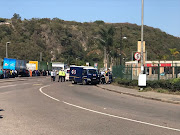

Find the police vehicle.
[{"left": 69, "top": 66, "right": 99, "bottom": 85}]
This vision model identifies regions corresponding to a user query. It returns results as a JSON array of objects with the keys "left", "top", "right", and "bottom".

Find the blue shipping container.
[
  {"left": 3, "top": 58, "right": 16, "bottom": 70},
  {"left": 16, "top": 60, "right": 26, "bottom": 70}
]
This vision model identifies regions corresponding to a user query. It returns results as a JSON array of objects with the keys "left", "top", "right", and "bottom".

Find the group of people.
[
  {"left": 50, "top": 69, "right": 66, "bottom": 82},
  {"left": 100, "top": 68, "right": 112, "bottom": 84},
  {"left": 0, "top": 69, "right": 18, "bottom": 79}
]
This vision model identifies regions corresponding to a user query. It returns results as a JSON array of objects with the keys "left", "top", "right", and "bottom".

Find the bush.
[{"left": 114, "top": 78, "right": 180, "bottom": 92}]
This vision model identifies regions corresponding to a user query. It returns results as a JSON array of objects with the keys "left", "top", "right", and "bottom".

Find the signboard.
[
  {"left": 138, "top": 74, "right": 146, "bottom": 87},
  {"left": 29, "top": 61, "right": 38, "bottom": 70},
  {"left": 134, "top": 52, "right": 141, "bottom": 61},
  {"left": 3, "top": 58, "right": 16, "bottom": 70},
  {"left": 86, "top": 62, "right": 89, "bottom": 66},
  {"left": 94, "top": 63, "right": 98, "bottom": 68},
  {"left": 146, "top": 63, "right": 171, "bottom": 67}
]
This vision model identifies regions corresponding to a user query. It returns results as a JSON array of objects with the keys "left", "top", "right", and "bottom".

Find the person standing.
[
  {"left": 62, "top": 70, "right": 66, "bottom": 82},
  {"left": 0, "top": 69, "right": 3, "bottom": 79},
  {"left": 105, "top": 69, "right": 110, "bottom": 84},
  {"left": 53, "top": 70, "right": 56, "bottom": 81},
  {"left": 50, "top": 71, "right": 53, "bottom": 82},
  {"left": 58, "top": 69, "right": 62, "bottom": 82}
]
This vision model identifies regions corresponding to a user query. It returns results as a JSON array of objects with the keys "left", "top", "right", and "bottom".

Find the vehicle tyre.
[
  {"left": 72, "top": 79, "right": 77, "bottom": 84},
  {"left": 82, "top": 79, "right": 87, "bottom": 85}
]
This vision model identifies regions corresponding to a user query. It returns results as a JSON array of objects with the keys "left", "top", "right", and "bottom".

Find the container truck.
[
  {"left": 38, "top": 61, "right": 48, "bottom": 71},
  {"left": 3, "top": 58, "right": 29, "bottom": 77},
  {"left": 47, "top": 62, "right": 52, "bottom": 71}
]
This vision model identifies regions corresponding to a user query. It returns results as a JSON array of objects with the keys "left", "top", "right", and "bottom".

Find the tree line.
[{"left": 0, "top": 13, "right": 180, "bottom": 68}]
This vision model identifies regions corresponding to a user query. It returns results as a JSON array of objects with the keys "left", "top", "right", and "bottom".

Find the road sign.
[{"left": 134, "top": 52, "right": 141, "bottom": 61}]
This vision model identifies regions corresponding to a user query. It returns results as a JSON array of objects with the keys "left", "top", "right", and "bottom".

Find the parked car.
[{"left": 160, "top": 72, "right": 166, "bottom": 76}]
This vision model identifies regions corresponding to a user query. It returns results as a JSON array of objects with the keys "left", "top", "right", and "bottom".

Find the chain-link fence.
[{"left": 112, "top": 64, "right": 180, "bottom": 80}]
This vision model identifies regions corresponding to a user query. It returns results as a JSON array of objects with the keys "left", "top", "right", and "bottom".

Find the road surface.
[{"left": 0, "top": 77, "right": 180, "bottom": 135}]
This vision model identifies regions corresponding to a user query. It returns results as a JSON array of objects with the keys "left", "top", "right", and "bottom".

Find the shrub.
[{"left": 114, "top": 78, "right": 180, "bottom": 92}]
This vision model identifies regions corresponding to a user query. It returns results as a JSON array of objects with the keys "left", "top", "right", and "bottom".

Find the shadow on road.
[{"left": 0, "top": 109, "right": 4, "bottom": 119}]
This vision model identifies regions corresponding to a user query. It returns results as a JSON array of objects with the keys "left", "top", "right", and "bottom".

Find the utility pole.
[
  {"left": 40, "top": 52, "right": 42, "bottom": 61},
  {"left": 138, "top": 0, "right": 146, "bottom": 90},
  {"left": 120, "top": 27, "right": 122, "bottom": 65},
  {"left": 140, "top": 0, "right": 144, "bottom": 73},
  {"left": 6, "top": 42, "right": 11, "bottom": 58}
]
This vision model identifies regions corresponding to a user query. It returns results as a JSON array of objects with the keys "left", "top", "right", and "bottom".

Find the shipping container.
[
  {"left": 16, "top": 59, "right": 26, "bottom": 70},
  {"left": 3, "top": 58, "right": 16, "bottom": 70},
  {"left": 29, "top": 61, "right": 38, "bottom": 70},
  {"left": 47, "top": 62, "right": 52, "bottom": 71},
  {"left": 38, "top": 61, "right": 48, "bottom": 71}
]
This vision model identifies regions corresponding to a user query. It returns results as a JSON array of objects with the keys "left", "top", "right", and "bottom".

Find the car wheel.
[
  {"left": 72, "top": 79, "right": 77, "bottom": 84},
  {"left": 82, "top": 79, "right": 87, "bottom": 85}
]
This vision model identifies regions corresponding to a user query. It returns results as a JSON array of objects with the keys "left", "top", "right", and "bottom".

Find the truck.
[
  {"left": 47, "top": 62, "right": 52, "bottom": 71},
  {"left": 3, "top": 58, "right": 28, "bottom": 77},
  {"left": 69, "top": 66, "right": 99, "bottom": 85},
  {"left": 38, "top": 61, "right": 48, "bottom": 71}
]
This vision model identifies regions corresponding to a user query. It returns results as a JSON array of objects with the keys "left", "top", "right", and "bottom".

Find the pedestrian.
[
  {"left": 3, "top": 70, "right": 6, "bottom": 78},
  {"left": 50, "top": 70, "right": 54, "bottom": 82},
  {"left": 105, "top": 69, "right": 110, "bottom": 84},
  {"left": 62, "top": 70, "right": 66, "bottom": 82},
  {"left": 58, "top": 69, "right": 62, "bottom": 82},
  {"left": 53, "top": 70, "right": 56, "bottom": 81},
  {"left": 0, "top": 69, "right": 3, "bottom": 79}
]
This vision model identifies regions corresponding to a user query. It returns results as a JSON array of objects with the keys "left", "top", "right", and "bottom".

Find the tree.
[
  {"left": 169, "top": 48, "right": 179, "bottom": 78},
  {"left": 98, "top": 26, "right": 115, "bottom": 69}
]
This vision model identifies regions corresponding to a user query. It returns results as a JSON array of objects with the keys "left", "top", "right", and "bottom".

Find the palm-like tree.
[
  {"left": 162, "top": 55, "right": 169, "bottom": 61},
  {"left": 169, "top": 48, "right": 179, "bottom": 78},
  {"left": 98, "top": 26, "right": 115, "bottom": 69}
]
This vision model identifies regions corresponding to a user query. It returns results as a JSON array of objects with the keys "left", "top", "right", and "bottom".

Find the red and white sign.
[
  {"left": 146, "top": 63, "right": 171, "bottom": 67},
  {"left": 134, "top": 52, "right": 141, "bottom": 61},
  {"left": 71, "top": 69, "right": 76, "bottom": 75}
]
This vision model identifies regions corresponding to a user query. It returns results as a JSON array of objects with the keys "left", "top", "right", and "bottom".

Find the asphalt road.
[{"left": 0, "top": 77, "right": 180, "bottom": 135}]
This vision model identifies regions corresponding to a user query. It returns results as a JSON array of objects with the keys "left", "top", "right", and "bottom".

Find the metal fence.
[{"left": 112, "top": 64, "right": 180, "bottom": 80}]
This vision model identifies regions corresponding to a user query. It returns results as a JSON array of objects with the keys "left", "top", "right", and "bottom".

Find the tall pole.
[
  {"left": 40, "top": 52, "right": 42, "bottom": 61},
  {"left": 6, "top": 42, "right": 10, "bottom": 58},
  {"left": 6, "top": 43, "right": 8, "bottom": 58},
  {"left": 140, "top": 0, "right": 144, "bottom": 73},
  {"left": 120, "top": 27, "right": 122, "bottom": 65}
]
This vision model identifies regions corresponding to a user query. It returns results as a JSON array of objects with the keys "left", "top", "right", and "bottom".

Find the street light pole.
[
  {"left": 140, "top": 0, "right": 144, "bottom": 73},
  {"left": 120, "top": 27, "right": 122, "bottom": 65},
  {"left": 6, "top": 42, "right": 11, "bottom": 58}
]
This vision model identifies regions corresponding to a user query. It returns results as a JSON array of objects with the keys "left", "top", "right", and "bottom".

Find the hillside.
[{"left": 0, "top": 14, "right": 180, "bottom": 68}]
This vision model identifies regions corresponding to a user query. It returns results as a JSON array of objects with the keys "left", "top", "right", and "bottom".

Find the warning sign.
[{"left": 134, "top": 52, "right": 141, "bottom": 61}]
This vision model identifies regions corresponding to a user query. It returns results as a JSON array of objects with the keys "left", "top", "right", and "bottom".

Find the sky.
[{"left": 0, "top": 0, "right": 180, "bottom": 37}]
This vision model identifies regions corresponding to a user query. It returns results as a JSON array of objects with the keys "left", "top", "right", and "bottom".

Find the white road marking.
[
  {"left": 39, "top": 85, "right": 180, "bottom": 132},
  {"left": 0, "top": 84, "right": 17, "bottom": 88},
  {"left": 0, "top": 83, "right": 31, "bottom": 89}
]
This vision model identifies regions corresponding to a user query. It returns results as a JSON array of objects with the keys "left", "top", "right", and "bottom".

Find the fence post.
[
  {"left": 131, "top": 64, "right": 133, "bottom": 80},
  {"left": 175, "top": 64, "right": 177, "bottom": 78},
  {"left": 158, "top": 64, "right": 160, "bottom": 80}
]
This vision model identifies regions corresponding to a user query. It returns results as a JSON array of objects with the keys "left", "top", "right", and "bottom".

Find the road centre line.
[{"left": 39, "top": 85, "right": 180, "bottom": 132}]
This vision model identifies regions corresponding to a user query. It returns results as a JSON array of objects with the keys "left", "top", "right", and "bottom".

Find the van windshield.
[{"left": 88, "top": 69, "right": 97, "bottom": 74}]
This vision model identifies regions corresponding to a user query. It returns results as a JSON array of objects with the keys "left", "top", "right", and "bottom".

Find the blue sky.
[{"left": 0, "top": 0, "right": 180, "bottom": 37}]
